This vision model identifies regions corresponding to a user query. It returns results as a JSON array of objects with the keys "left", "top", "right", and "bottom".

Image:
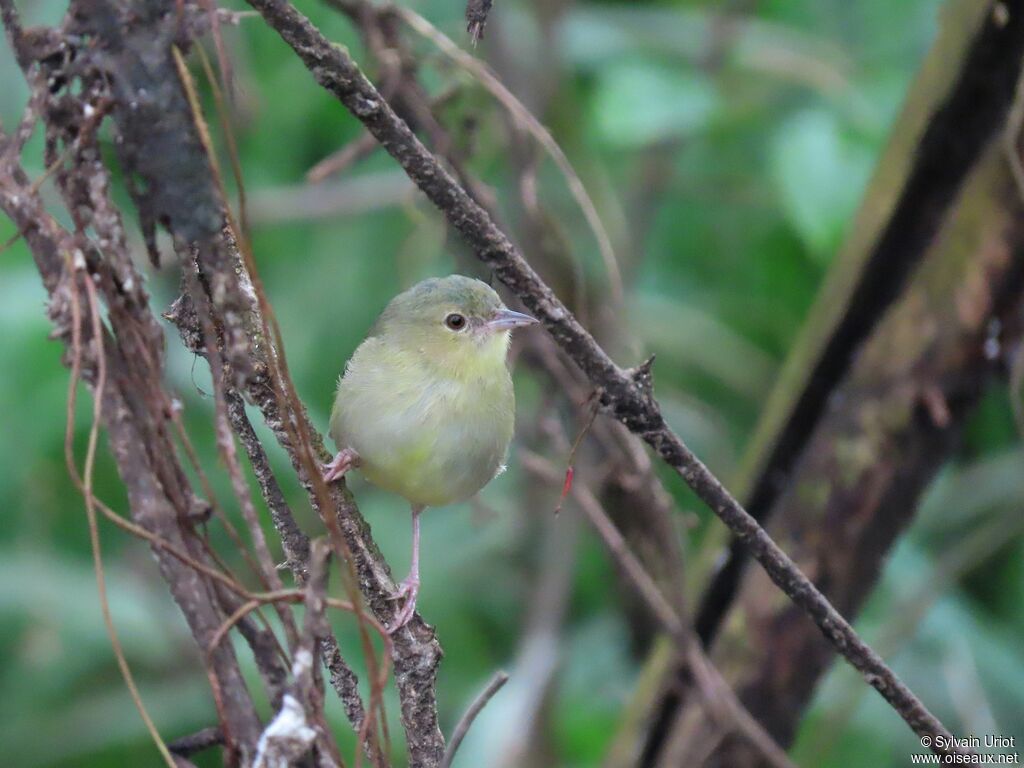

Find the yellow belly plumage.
[
  {"left": 329, "top": 335, "right": 515, "bottom": 508},
  {"left": 327, "top": 274, "right": 535, "bottom": 631}
]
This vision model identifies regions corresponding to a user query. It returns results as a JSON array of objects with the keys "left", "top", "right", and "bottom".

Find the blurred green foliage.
[{"left": 2, "top": 0, "right": 1022, "bottom": 766}]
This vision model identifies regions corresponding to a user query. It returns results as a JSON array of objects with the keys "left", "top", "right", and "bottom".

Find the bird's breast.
[{"left": 332, "top": 350, "right": 514, "bottom": 507}]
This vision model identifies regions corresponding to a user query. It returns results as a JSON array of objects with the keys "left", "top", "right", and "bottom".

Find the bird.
[{"left": 324, "top": 275, "right": 538, "bottom": 631}]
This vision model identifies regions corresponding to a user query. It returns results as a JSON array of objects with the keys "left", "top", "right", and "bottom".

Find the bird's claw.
[
  {"left": 387, "top": 576, "right": 420, "bottom": 633},
  {"left": 323, "top": 448, "right": 361, "bottom": 483}
]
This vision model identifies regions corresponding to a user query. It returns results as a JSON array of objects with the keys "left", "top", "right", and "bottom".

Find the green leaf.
[
  {"left": 770, "top": 109, "right": 873, "bottom": 259},
  {"left": 591, "top": 61, "right": 719, "bottom": 147}
]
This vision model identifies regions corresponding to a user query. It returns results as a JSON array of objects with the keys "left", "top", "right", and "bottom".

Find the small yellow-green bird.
[{"left": 324, "top": 275, "right": 537, "bottom": 630}]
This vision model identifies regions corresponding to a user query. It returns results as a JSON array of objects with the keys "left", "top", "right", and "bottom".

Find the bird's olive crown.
[{"left": 373, "top": 275, "right": 504, "bottom": 335}]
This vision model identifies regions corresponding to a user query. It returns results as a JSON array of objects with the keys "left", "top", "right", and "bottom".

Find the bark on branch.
[
  {"left": 695, "top": 0, "right": 1024, "bottom": 645},
  {"left": 170, "top": 233, "right": 445, "bottom": 766},
  {"left": 0, "top": 52, "right": 264, "bottom": 768},
  {"left": 244, "top": 0, "right": 964, "bottom": 755},
  {"left": 628, "top": 2, "right": 1024, "bottom": 763},
  {"left": 1, "top": 0, "right": 444, "bottom": 762},
  {"left": 657, "top": 130, "right": 1024, "bottom": 768}
]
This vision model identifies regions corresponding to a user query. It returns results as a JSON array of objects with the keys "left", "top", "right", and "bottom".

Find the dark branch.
[
  {"left": 0, "top": 110, "right": 264, "bottom": 768},
  {"left": 696, "top": 0, "right": 1024, "bottom": 646},
  {"left": 169, "top": 240, "right": 440, "bottom": 766},
  {"left": 464, "top": 0, "right": 493, "bottom": 44},
  {"left": 2, "top": 0, "right": 439, "bottom": 761},
  {"left": 168, "top": 727, "right": 224, "bottom": 758},
  {"left": 243, "top": 0, "right": 964, "bottom": 755}
]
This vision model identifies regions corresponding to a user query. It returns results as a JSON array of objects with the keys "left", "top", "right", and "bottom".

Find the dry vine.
[
  {"left": 243, "top": 0, "right": 966, "bottom": 757},
  {"left": 0, "top": 0, "right": 976, "bottom": 764}
]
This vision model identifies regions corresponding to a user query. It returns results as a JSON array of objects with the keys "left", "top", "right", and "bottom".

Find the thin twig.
[
  {"left": 205, "top": 588, "right": 392, "bottom": 660},
  {"left": 171, "top": 50, "right": 399, "bottom": 759},
  {"left": 242, "top": 0, "right": 962, "bottom": 754},
  {"left": 66, "top": 264, "right": 178, "bottom": 768},
  {"left": 168, "top": 727, "right": 224, "bottom": 757},
  {"left": 395, "top": 5, "right": 623, "bottom": 305},
  {"left": 252, "top": 539, "right": 342, "bottom": 768},
  {"left": 441, "top": 671, "right": 510, "bottom": 768},
  {"left": 184, "top": 258, "right": 299, "bottom": 649},
  {"left": 519, "top": 449, "right": 796, "bottom": 768},
  {"left": 306, "top": 131, "right": 381, "bottom": 182},
  {"left": 297, "top": 541, "right": 346, "bottom": 767}
]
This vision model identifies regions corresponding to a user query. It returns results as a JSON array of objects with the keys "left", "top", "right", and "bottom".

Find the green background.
[{"left": 2, "top": 0, "right": 1022, "bottom": 766}]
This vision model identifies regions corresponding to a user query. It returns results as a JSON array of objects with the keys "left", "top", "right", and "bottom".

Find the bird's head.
[{"left": 374, "top": 275, "right": 538, "bottom": 377}]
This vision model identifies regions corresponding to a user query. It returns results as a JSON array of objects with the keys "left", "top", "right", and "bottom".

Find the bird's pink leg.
[
  {"left": 322, "top": 447, "right": 361, "bottom": 482},
  {"left": 389, "top": 504, "right": 424, "bottom": 632}
]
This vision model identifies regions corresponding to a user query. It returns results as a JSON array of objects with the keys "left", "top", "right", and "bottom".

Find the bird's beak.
[{"left": 487, "top": 308, "right": 539, "bottom": 330}]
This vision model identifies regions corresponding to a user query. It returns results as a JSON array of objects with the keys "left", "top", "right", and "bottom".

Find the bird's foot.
[
  {"left": 387, "top": 575, "right": 420, "bottom": 633},
  {"left": 323, "top": 448, "right": 361, "bottom": 483}
]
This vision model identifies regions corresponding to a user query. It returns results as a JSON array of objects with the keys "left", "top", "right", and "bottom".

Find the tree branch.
[
  {"left": 694, "top": 0, "right": 1024, "bottom": 646},
  {"left": 441, "top": 671, "right": 509, "bottom": 768},
  {"left": 170, "top": 242, "right": 439, "bottom": 766},
  {"left": 244, "top": 0, "right": 964, "bottom": 755},
  {"left": 2, "top": 0, "right": 441, "bottom": 761},
  {"left": 223, "top": 390, "right": 382, "bottom": 759},
  {"left": 0, "top": 116, "right": 264, "bottom": 767},
  {"left": 655, "top": 96, "right": 1024, "bottom": 768}
]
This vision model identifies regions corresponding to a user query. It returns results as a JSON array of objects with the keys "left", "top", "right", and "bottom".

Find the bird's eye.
[{"left": 445, "top": 313, "right": 467, "bottom": 331}]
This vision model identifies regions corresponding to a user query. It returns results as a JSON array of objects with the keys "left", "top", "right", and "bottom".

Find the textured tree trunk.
[
  {"left": 659, "top": 131, "right": 1024, "bottom": 768},
  {"left": 610, "top": 1, "right": 1024, "bottom": 764}
]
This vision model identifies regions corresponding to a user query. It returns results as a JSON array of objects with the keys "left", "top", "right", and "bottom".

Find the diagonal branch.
[
  {"left": 169, "top": 236, "right": 437, "bottom": 766},
  {"left": 170, "top": 20, "right": 443, "bottom": 763},
  {"left": 519, "top": 449, "right": 796, "bottom": 768},
  {"left": 441, "top": 671, "right": 509, "bottom": 768},
  {"left": 2, "top": 0, "right": 438, "bottom": 761},
  {"left": 223, "top": 390, "right": 386, "bottom": 764},
  {"left": 243, "top": 0, "right": 964, "bottom": 755},
  {"left": 0, "top": 128, "right": 264, "bottom": 765}
]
